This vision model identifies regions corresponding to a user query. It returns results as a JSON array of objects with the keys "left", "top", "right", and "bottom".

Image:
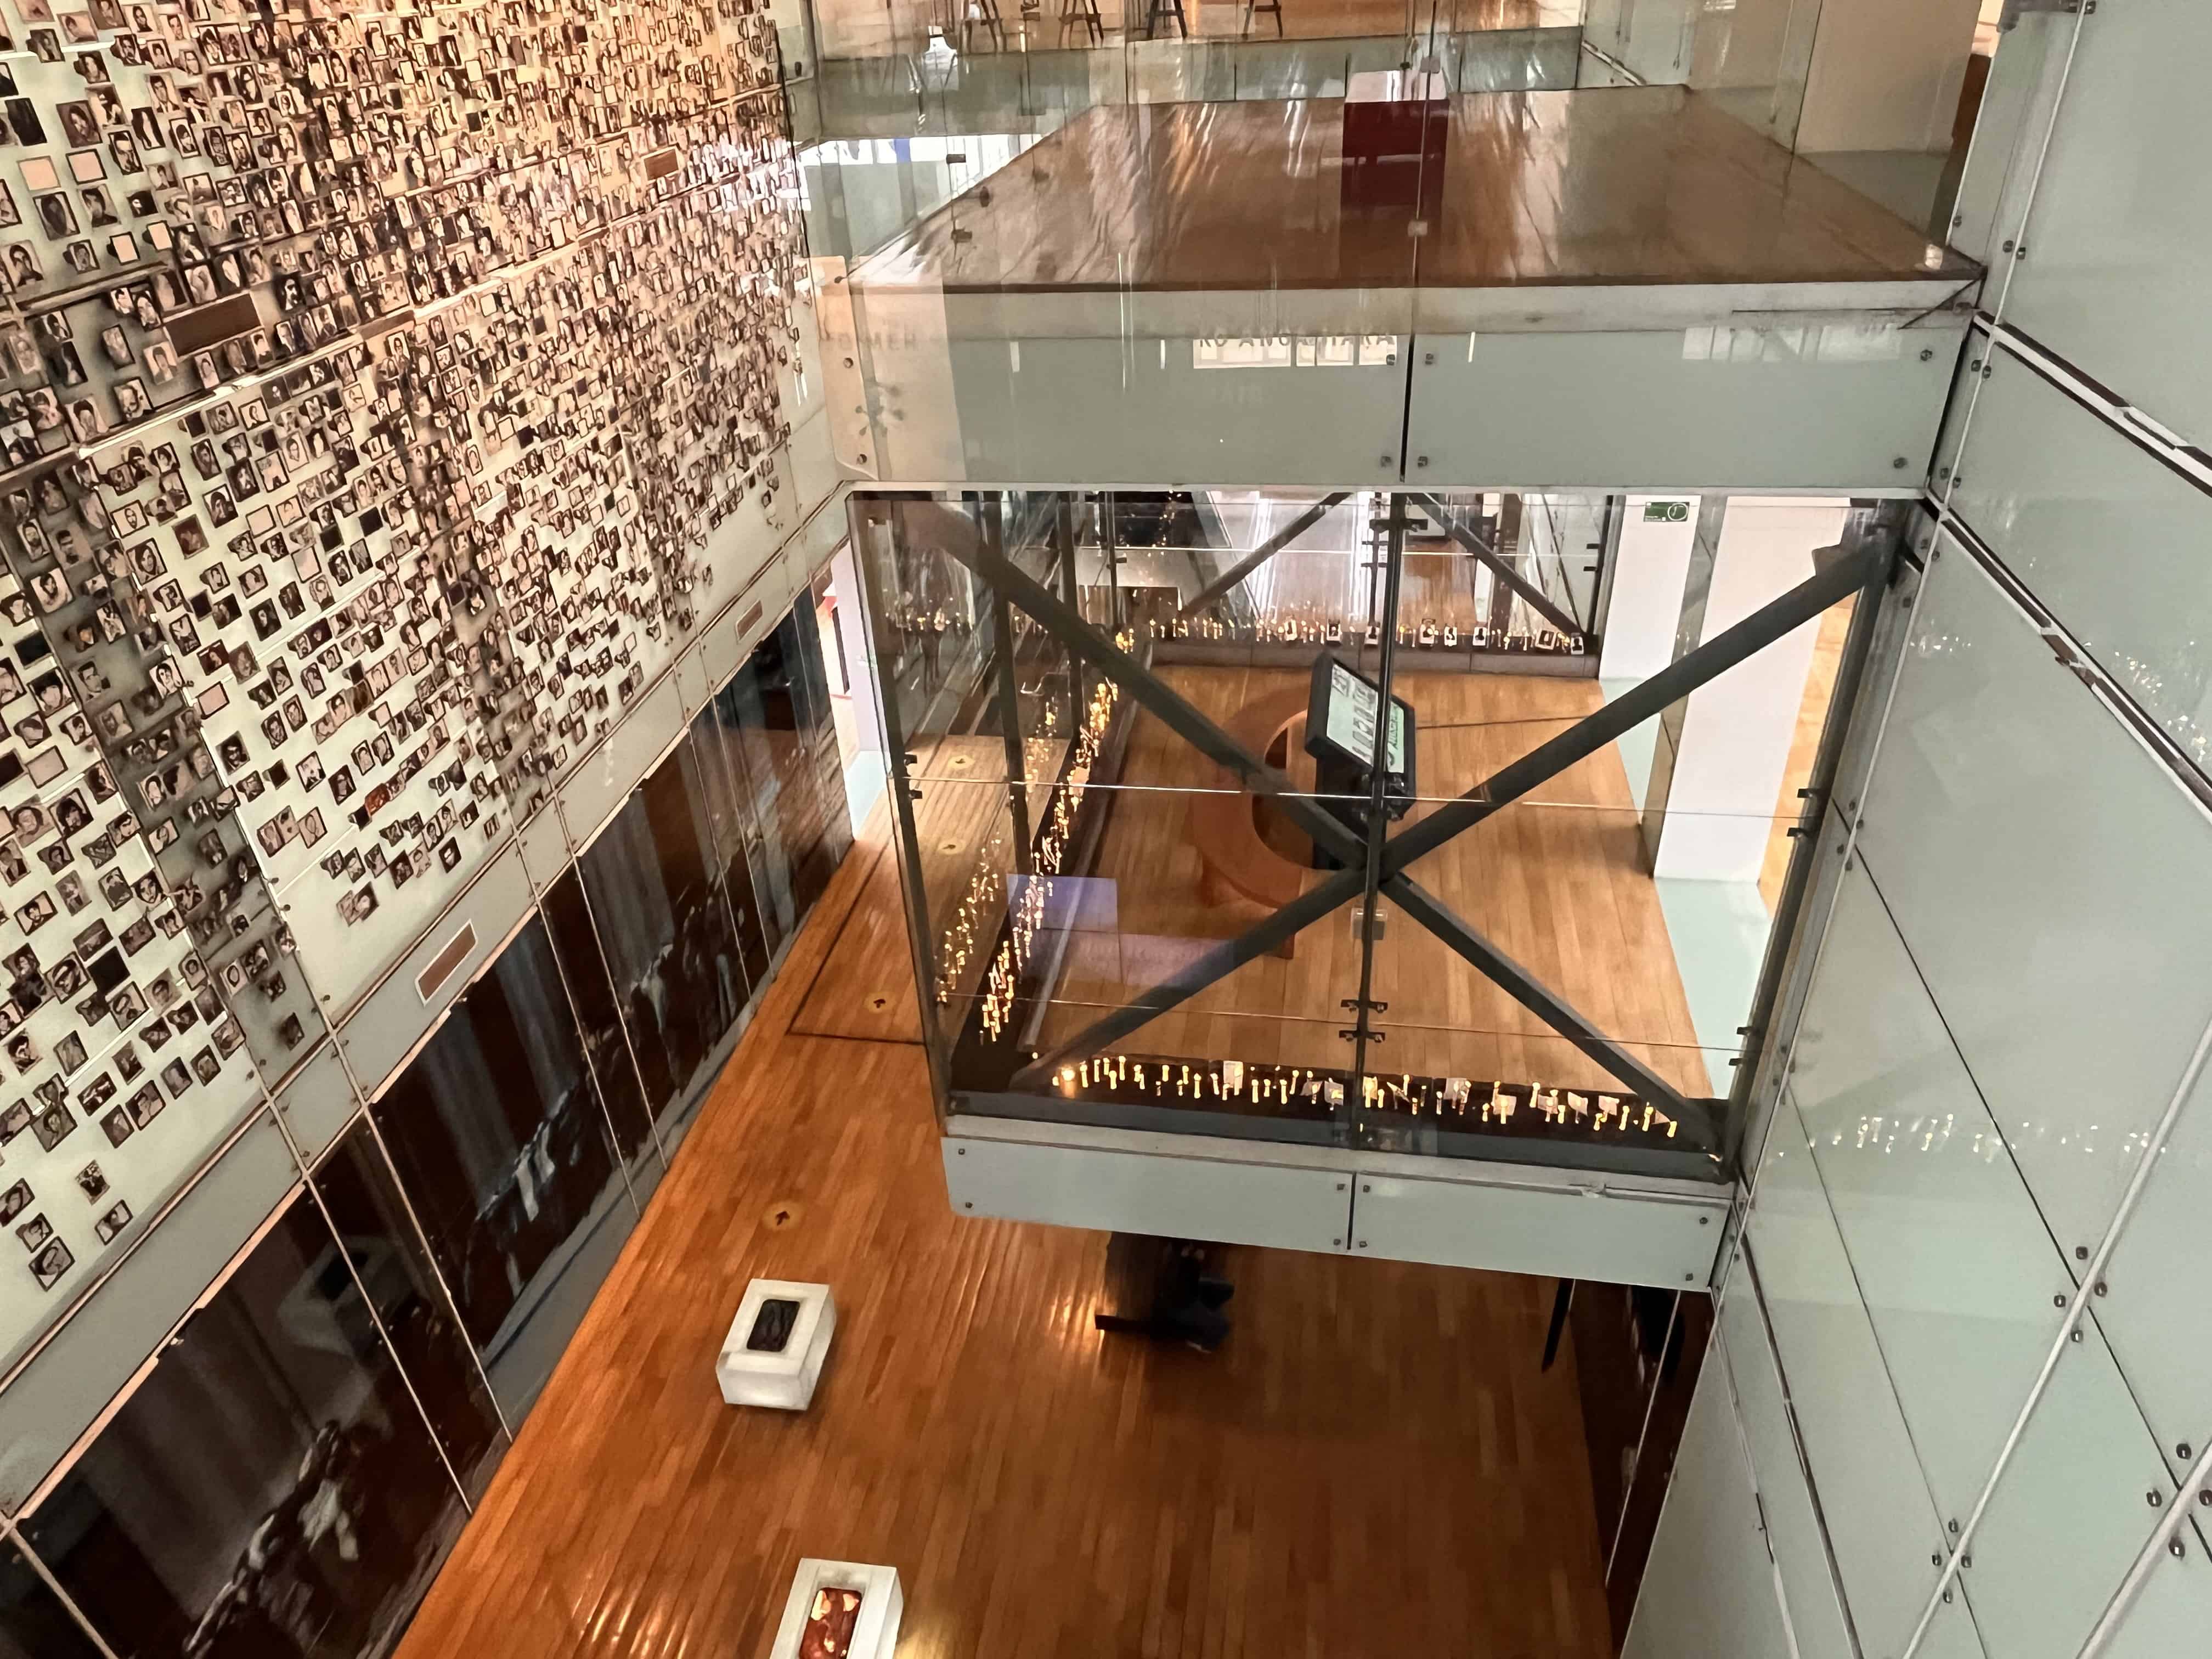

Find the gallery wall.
[{"left": 0, "top": 0, "right": 851, "bottom": 1651}]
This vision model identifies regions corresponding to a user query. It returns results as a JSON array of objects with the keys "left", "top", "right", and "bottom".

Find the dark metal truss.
[{"left": 887, "top": 496, "right": 1886, "bottom": 1116}]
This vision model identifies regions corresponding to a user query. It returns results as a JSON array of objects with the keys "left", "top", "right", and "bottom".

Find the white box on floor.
[
  {"left": 769, "top": 1559, "right": 901, "bottom": 1659},
  {"left": 716, "top": 1279, "right": 835, "bottom": 1408}
]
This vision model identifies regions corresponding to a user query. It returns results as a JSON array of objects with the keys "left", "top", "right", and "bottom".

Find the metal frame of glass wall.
[{"left": 853, "top": 486, "right": 1904, "bottom": 1184}]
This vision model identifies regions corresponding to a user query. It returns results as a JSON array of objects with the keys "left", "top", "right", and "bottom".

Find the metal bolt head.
[
  {"left": 1357, "top": 1240, "right": 1368, "bottom": 1249},
  {"left": 1335, "top": 1181, "right": 1346, "bottom": 1192},
  {"left": 1415, "top": 456, "right": 1430, "bottom": 469},
  {"left": 1332, "top": 1237, "right": 1341, "bottom": 1247},
  {"left": 2179, "top": 1442, "right": 2194, "bottom": 1460},
  {"left": 2172, "top": 1539, "right": 2187, "bottom": 1558},
  {"left": 2149, "top": 1490, "right": 2164, "bottom": 1507},
  {"left": 2001, "top": 239, "right": 2015, "bottom": 253},
  {"left": 1893, "top": 456, "right": 1910, "bottom": 469},
  {"left": 2075, "top": 1245, "right": 2089, "bottom": 1260},
  {"left": 962, "top": 1200, "right": 973, "bottom": 1210},
  {"left": 1919, "top": 348, "right": 1935, "bottom": 362}
]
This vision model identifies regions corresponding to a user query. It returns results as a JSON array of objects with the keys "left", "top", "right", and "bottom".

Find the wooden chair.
[
  {"left": 1242, "top": 0, "right": 1282, "bottom": 36},
  {"left": 1142, "top": 0, "right": 1188, "bottom": 38},
  {"left": 1059, "top": 0, "right": 1104, "bottom": 41}
]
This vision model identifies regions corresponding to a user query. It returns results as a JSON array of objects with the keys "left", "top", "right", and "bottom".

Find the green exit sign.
[{"left": 1643, "top": 501, "right": 1690, "bottom": 522}]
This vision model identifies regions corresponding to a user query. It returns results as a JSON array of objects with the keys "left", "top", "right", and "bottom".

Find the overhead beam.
[
  {"left": 899, "top": 498, "right": 1370, "bottom": 870},
  {"left": 1011, "top": 874, "right": 1365, "bottom": 1087},
  {"left": 1176, "top": 493, "right": 1350, "bottom": 619},
  {"left": 1411, "top": 492, "right": 1583, "bottom": 639},
  {"left": 1383, "top": 873, "right": 1696, "bottom": 1116},
  {"left": 998, "top": 537, "right": 1880, "bottom": 1076},
  {"left": 1380, "top": 539, "right": 1883, "bottom": 878}
]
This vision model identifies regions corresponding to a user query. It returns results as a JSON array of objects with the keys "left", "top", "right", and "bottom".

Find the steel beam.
[
  {"left": 1012, "top": 875, "right": 1362, "bottom": 1086},
  {"left": 1175, "top": 493, "right": 1349, "bottom": 619},
  {"left": 1413, "top": 492, "right": 1583, "bottom": 639},
  {"left": 1004, "top": 541, "right": 1877, "bottom": 1079},
  {"left": 1384, "top": 872, "right": 1696, "bottom": 1115},
  {"left": 904, "top": 499, "right": 1370, "bottom": 870},
  {"left": 1379, "top": 539, "right": 1883, "bottom": 878}
]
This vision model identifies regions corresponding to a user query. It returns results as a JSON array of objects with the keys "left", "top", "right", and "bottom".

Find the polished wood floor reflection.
[
  {"left": 857, "top": 86, "right": 1977, "bottom": 295},
  {"left": 396, "top": 812, "right": 1617, "bottom": 1659},
  {"left": 1046, "top": 669, "right": 1714, "bottom": 1098}
]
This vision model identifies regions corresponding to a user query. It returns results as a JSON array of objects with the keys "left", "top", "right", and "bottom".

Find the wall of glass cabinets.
[{"left": 0, "top": 589, "right": 854, "bottom": 1659}]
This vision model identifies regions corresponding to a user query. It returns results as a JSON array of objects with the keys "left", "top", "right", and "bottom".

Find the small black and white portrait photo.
[{"left": 31, "top": 1235, "right": 73, "bottom": 1289}]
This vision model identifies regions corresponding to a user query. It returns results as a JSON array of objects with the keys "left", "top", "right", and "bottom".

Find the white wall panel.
[
  {"left": 1716, "top": 1274, "right": 1856, "bottom": 1659},
  {"left": 336, "top": 844, "right": 534, "bottom": 1098},
  {"left": 1350, "top": 1169, "right": 1725, "bottom": 1290},
  {"left": 1406, "top": 325, "right": 1963, "bottom": 490},
  {"left": 1746, "top": 1101, "right": 1956, "bottom": 1657},
  {"left": 942, "top": 1130, "right": 1353, "bottom": 1255},
  {"left": 1621, "top": 1359, "right": 1792, "bottom": 1659},
  {"left": 1949, "top": 343, "right": 2212, "bottom": 770},
  {"left": 1962, "top": 1318, "right": 2210, "bottom": 1659},
  {"left": 1998, "top": 0, "right": 2212, "bottom": 443},
  {"left": 1792, "top": 857, "right": 2073, "bottom": 1525},
  {"left": 1858, "top": 539, "right": 2212, "bottom": 1261}
]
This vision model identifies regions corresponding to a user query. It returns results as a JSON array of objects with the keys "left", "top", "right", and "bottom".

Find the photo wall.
[
  {"left": 0, "top": 594, "right": 854, "bottom": 1659},
  {"left": 0, "top": 0, "right": 812, "bottom": 1397}
]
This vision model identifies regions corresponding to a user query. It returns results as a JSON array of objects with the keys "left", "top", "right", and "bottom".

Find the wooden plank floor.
[
  {"left": 855, "top": 87, "right": 1979, "bottom": 295},
  {"left": 1046, "top": 668, "right": 1714, "bottom": 1098},
  {"left": 396, "top": 809, "right": 1618, "bottom": 1659}
]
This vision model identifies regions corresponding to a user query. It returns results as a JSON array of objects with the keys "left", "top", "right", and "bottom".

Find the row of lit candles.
[
  {"left": 1146, "top": 614, "right": 1585, "bottom": 653},
  {"left": 1051, "top": 1056, "right": 1680, "bottom": 1137}
]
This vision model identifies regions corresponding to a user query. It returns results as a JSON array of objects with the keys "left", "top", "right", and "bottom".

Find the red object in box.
[
  {"left": 1342, "top": 69, "right": 1449, "bottom": 211},
  {"left": 799, "top": 1587, "right": 864, "bottom": 1659}
]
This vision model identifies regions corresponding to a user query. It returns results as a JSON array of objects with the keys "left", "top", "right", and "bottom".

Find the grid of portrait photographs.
[{"left": 0, "top": 0, "right": 807, "bottom": 1361}]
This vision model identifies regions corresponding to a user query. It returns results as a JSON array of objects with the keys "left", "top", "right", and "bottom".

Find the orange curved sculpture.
[{"left": 1187, "top": 689, "right": 1320, "bottom": 956}]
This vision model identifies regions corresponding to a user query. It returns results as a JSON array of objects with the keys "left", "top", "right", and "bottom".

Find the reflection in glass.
[
  {"left": 311, "top": 1121, "right": 510, "bottom": 1498},
  {"left": 540, "top": 867, "right": 662, "bottom": 1176},
  {"left": 686, "top": 703, "right": 775, "bottom": 989},
  {"left": 370, "top": 917, "right": 636, "bottom": 1418},
  {"left": 576, "top": 748, "right": 748, "bottom": 1135},
  {"left": 0, "top": 1542, "right": 104, "bottom": 1659},
  {"left": 20, "top": 1190, "right": 465, "bottom": 1659}
]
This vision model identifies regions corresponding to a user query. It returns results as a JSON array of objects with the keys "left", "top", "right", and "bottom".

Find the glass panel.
[
  {"left": 1858, "top": 538, "right": 2212, "bottom": 1261},
  {"left": 1964, "top": 1314, "right": 2199, "bottom": 1659},
  {"left": 575, "top": 744, "right": 750, "bottom": 1142},
  {"left": 537, "top": 868, "right": 662, "bottom": 1183},
  {"left": 690, "top": 695, "right": 781, "bottom": 987},
  {"left": 310, "top": 1119, "right": 509, "bottom": 1499},
  {"left": 1950, "top": 345, "right": 2212, "bottom": 775},
  {"left": 1792, "top": 856, "right": 2071, "bottom": 1527},
  {"left": 2000, "top": 0, "right": 2210, "bottom": 441},
  {"left": 1746, "top": 1104, "right": 1957, "bottom": 1659},
  {"left": 2098, "top": 1051, "right": 2212, "bottom": 1486},
  {"left": 0, "top": 1541, "right": 104, "bottom": 1659},
  {"left": 20, "top": 1189, "right": 466, "bottom": 1659},
  {"left": 369, "top": 916, "right": 636, "bottom": 1421}
]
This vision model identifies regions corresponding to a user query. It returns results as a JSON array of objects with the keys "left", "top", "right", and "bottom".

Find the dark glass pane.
[
  {"left": 690, "top": 702, "right": 775, "bottom": 986},
  {"left": 21, "top": 1190, "right": 465, "bottom": 1659},
  {"left": 0, "top": 1542, "right": 104, "bottom": 1659},
  {"left": 713, "top": 644, "right": 799, "bottom": 944},
  {"left": 791, "top": 603, "right": 856, "bottom": 884},
  {"left": 370, "top": 917, "right": 635, "bottom": 1419},
  {"left": 311, "top": 1122, "right": 508, "bottom": 1499},
  {"left": 577, "top": 748, "right": 747, "bottom": 1132},
  {"left": 538, "top": 869, "right": 659, "bottom": 1170}
]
